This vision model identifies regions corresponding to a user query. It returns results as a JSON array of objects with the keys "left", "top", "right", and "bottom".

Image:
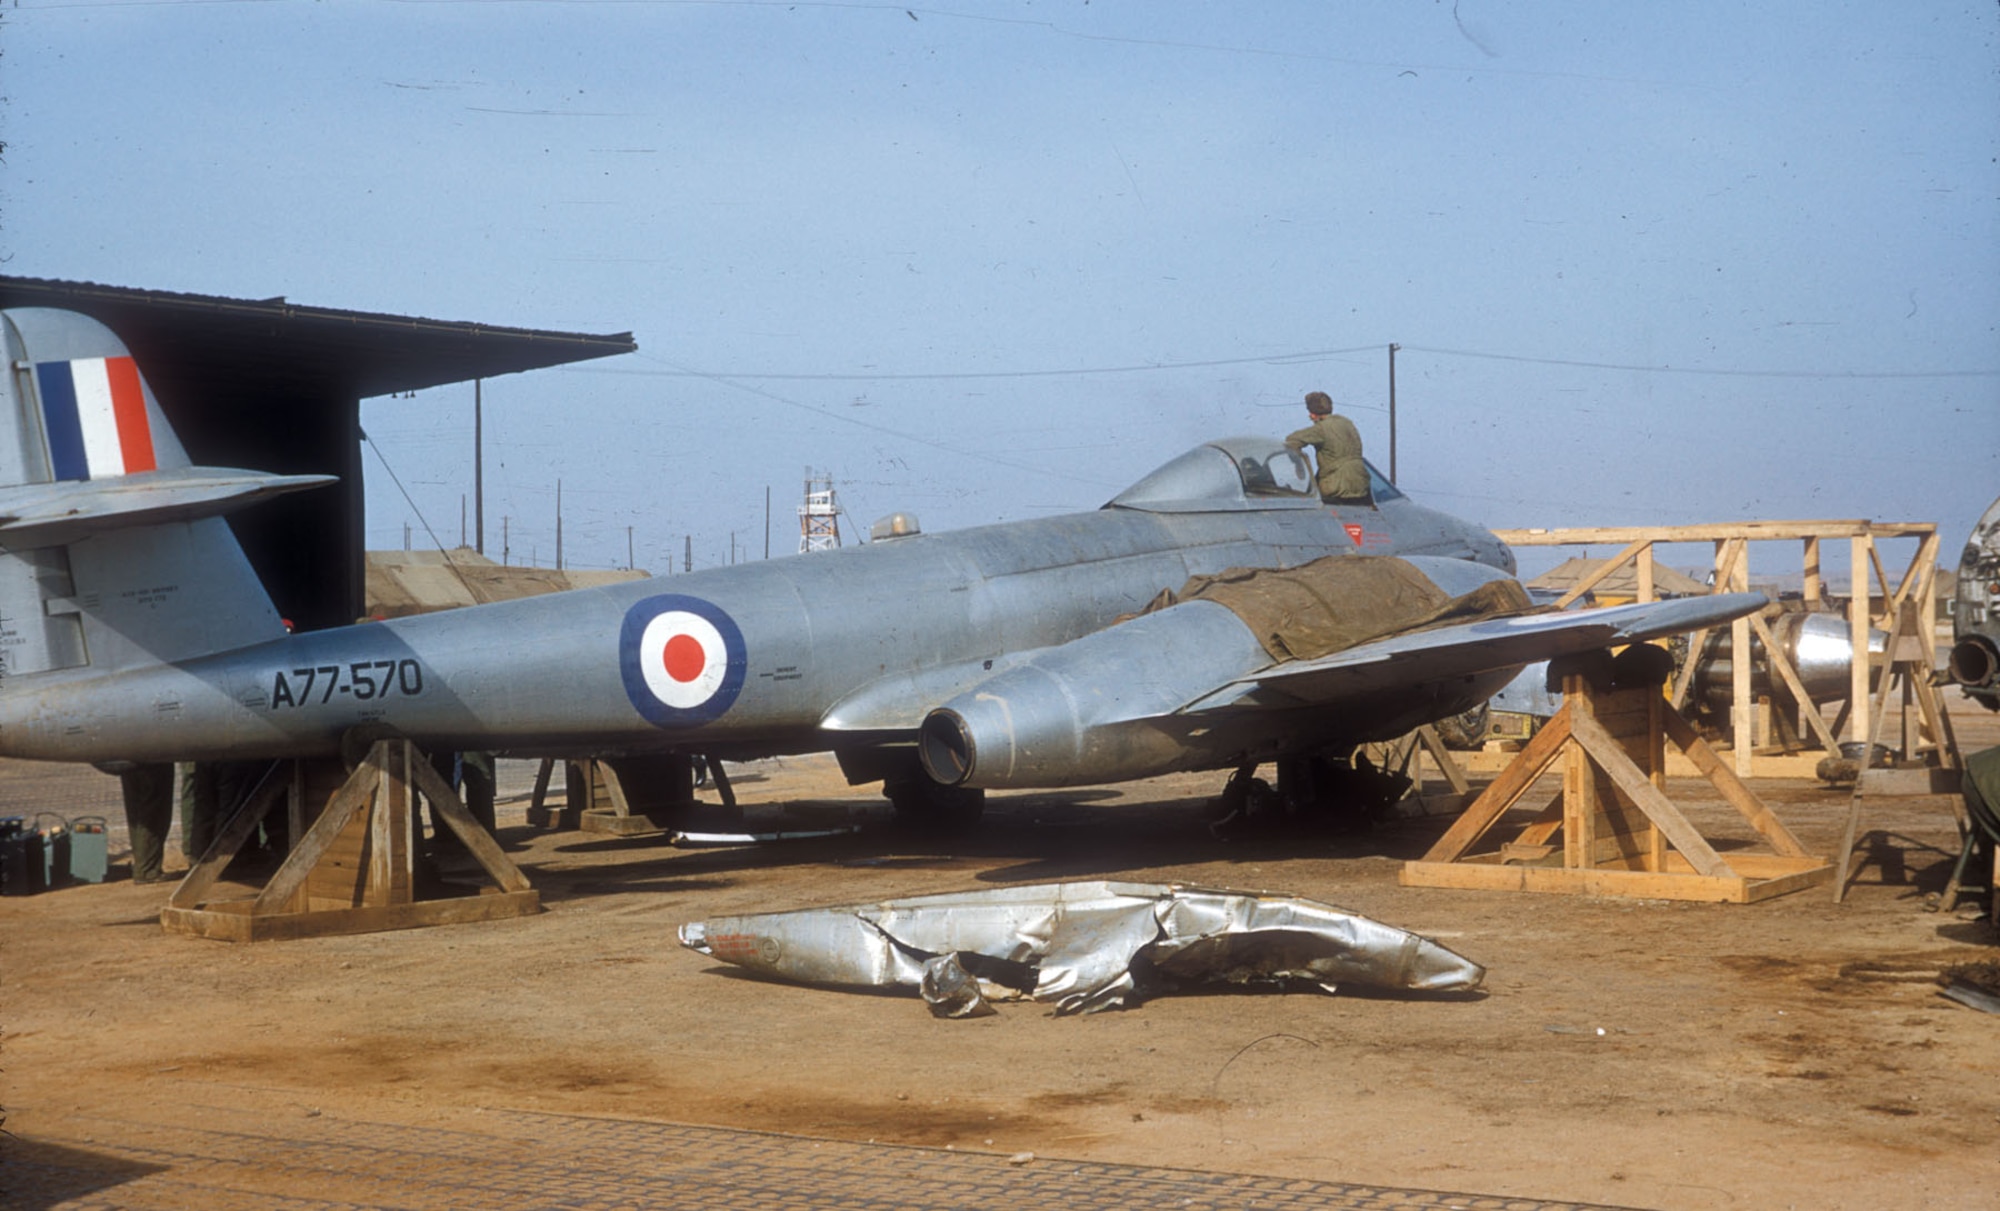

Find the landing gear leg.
[{"left": 1211, "top": 761, "right": 1278, "bottom": 836}]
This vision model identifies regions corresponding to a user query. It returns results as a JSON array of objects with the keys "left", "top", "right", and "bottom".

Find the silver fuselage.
[{"left": 0, "top": 492, "right": 1506, "bottom": 765}]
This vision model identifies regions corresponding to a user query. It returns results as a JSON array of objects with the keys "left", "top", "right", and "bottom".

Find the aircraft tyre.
[
  {"left": 886, "top": 779, "right": 985, "bottom": 834},
  {"left": 1433, "top": 702, "right": 1490, "bottom": 750}
]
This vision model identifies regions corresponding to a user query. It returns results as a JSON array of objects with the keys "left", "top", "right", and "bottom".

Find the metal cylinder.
[{"left": 1697, "top": 610, "right": 1882, "bottom": 708}]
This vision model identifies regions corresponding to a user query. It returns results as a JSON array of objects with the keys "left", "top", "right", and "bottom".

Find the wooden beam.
[
  {"left": 1747, "top": 610, "right": 1842, "bottom": 755},
  {"left": 1420, "top": 704, "right": 1573, "bottom": 863},
  {"left": 409, "top": 754, "right": 533, "bottom": 895},
  {"left": 1415, "top": 724, "right": 1472, "bottom": 797},
  {"left": 1494, "top": 521, "right": 1933, "bottom": 545},
  {"left": 1850, "top": 535, "right": 1874, "bottom": 746},
  {"left": 168, "top": 762, "right": 288, "bottom": 911},
  {"left": 1568, "top": 708, "right": 1731, "bottom": 878},
  {"left": 1659, "top": 708, "right": 1810, "bottom": 857},
  {"left": 253, "top": 749, "right": 386, "bottom": 915},
  {"left": 1552, "top": 539, "right": 1653, "bottom": 609},
  {"left": 1832, "top": 624, "right": 1904, "bottom": 902}
]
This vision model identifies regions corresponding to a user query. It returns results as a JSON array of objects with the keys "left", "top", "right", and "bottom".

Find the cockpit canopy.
[{"left": 1105, "top": 436, "right": 1400, "bottom": 513}]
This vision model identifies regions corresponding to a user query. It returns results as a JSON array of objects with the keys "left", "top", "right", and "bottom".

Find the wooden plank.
[
  {"left": 1641, "top": 692, "right": 1665, "bottom": 870},
  {"left": 254, "top": 749, "right": 384, "bottom": 915},
  {"left": 409, "top": 754, "right": 534, "bottom": 895},
  {"left": 1564, "top": 716, "right": 1597, "bottom": 869},
  {"left": 1856, "top": 767, "right": 1961, "bottom": 796},
  {"left": 1832, "top": 637, "right": 1903, "bottom": 902},
  {"left": 1400, "top": 860, "right": 1755, "bottom": 903},
  {"left": 1568, "top": 707, "right": 1731, "bottom": 877},
  {"left": 1420, "top": 705, "right": 1574, "bottom": 862},
  {"left": 1748, "top": 610, "right": 1842, "bottom": 754},
  {"left": 168, "top": 762, "right": 288, "bottom": 911},
  {"left": 1658, "top": 708, "right": 1810, "bottom": 857},
  {"left": 1851, "top": 536, "right": 1874, "bottom": 745},
  {"left": 162, "top": 890, "right": 541, "bottom": 944},
  {"left": 1552, "top": 539, "right": 1653, "bottom": 609},
  {"left": 1402, "top": 857, "right": 1833, "bottom": 904},
  {"left": 1494, "top": 522, "right": 1880, "bottom": 545},
  {"left": 1416, "top": 725, "right": 1472, "bottom": 797},
  {"left": 1726, "top": 540, "right": 1754, "bottom": 778},
  {"left": 305, "top": 808, "right": 370, "bottom": 913},
  {"left": 1509, "top": 788, "right": 1568, "bottom": 847}
]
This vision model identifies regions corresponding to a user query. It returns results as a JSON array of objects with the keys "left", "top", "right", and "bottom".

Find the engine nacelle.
[{"left": 918, "top": 600, "right": 1270, "bottom": 789}]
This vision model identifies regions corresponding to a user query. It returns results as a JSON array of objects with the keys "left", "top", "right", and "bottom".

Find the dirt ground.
[{"left": 5, "top": 701, "right": 1999, "bottom": 1210}]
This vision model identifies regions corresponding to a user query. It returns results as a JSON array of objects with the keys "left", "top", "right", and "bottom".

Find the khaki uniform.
[
  {"left": 1285, "top": 414, "right": 1371, "bottom": 504},
  {"left": 120, "top": 763, "right": 176, "bottom": 883}
]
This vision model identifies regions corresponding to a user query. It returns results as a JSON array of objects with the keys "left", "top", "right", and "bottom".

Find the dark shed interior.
[{"left": 0, "top": 277, "right": 636, "bottom": 631}]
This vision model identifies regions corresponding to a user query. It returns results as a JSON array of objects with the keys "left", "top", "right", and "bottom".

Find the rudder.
[{"left": 0, "top": 308, "right": 331, "bottom": 676}]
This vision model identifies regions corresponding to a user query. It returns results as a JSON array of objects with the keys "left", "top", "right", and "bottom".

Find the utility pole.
[
  {"left": 627, "top": 525, "right": 635, "bottom": 571},
  {"left": 502, "top": 516, "right": 510, "bottom": 566},
  {"left": 1387, "top": 343, "right": 1400, "bottom": 485},
  {"left": 555, "top": 479, "right": 564, "bottom": 571},
  {"left": 684, "top": 535, "right": 692, "bottom": 574},
  {"left": 764, "top": 486, "right": 771, "bottom": 560},
  {"left": 474, "top": 379, "right": 484, "bottom": 554}
]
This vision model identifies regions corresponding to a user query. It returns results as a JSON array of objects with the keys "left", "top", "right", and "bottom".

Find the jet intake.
[
  {"left": 1950, "top": 633, "right": 1999, "bottom": 690},
  {"left": 919, "top": 600, "right": 1271, "bottom": 789}
]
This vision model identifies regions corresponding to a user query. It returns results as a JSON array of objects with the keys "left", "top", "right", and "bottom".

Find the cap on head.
[{"left": 1304, "top": 391, "right": 1333, "bottom": 416}]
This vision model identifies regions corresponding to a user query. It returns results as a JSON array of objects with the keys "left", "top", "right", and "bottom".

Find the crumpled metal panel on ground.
[{"left": 677, "top": 880, "right": 1484, "bottom": 1016}]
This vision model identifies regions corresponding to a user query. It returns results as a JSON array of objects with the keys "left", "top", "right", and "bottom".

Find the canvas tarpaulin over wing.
[{"left": 1157, "top": 555, "right": 1538, "bottom": 663}]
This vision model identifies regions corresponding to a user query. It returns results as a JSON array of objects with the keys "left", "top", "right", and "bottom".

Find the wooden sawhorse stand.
[
  {"left": 1829, "top": 598, "right": 1965, "bottom": 901},
  {"left": 162, "top": 740, "right": 540, "bottom": 942},
  {"left": 1401, "top": 654, "right": 1832, "bottom": 903}
]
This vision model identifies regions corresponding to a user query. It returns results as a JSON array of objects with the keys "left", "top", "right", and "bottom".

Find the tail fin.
[{"left": 0, "top": 308, "right": 333, "bottom": 677}]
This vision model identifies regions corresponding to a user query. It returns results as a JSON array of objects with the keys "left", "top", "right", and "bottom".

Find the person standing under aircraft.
[
  {"left": 1285, "top": 391, "right": 1372, "bottom": 506},
  {"left": 118, "top": 763, "right": 176, "bottom": 884}
]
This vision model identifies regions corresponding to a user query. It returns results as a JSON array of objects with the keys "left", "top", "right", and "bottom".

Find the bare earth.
[{"left": 4, "top": 703, "right": 1998, "bottom": 1210}]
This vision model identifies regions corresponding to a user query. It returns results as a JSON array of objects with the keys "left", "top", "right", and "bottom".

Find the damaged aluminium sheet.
[{"left": 678, "top": 880, "right": 1484, "bottom": 1017}]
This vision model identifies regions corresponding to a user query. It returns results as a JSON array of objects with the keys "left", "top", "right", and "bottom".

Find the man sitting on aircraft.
[{"left": 1285, "top": 391, "right": 1372, "bottom": 507}]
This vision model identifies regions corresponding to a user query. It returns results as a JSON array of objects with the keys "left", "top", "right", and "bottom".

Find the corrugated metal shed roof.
[{"left": 0, "top": 276, "right": 636, "bottom": 399}]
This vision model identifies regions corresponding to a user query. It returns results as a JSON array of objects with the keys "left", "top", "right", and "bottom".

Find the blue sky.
[{"left": 3, "top": 1, "right": 1995, "bottom": 581}]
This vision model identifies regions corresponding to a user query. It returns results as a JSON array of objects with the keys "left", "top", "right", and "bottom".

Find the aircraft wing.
[{"left": 1183, "top": 591, "right": 1767, "bottom": 713}]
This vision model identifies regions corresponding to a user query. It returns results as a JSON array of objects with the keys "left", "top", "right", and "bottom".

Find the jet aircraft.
[{"left": 0, "top": 308, "right": 1765, "bottom": 829}]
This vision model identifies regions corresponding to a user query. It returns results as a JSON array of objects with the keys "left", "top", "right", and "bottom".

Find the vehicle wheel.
[
  {"left": 886, "top": 779, "right": 985, "bottom": 834},
  {"left": 1433, "top": 702, "right": 1491, "bottom": 750}
]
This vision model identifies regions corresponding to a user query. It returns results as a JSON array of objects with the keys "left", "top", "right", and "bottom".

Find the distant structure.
[{"left": 800, "top": 470, "right": 841, "bottom": 554}]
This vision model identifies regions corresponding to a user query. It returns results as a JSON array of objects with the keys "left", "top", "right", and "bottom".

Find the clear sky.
[{"left": 3, "top": 1, "right": 1995, "bottom": 583}]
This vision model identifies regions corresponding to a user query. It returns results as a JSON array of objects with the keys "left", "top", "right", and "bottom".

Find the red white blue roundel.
[{"left": 619, "top": 594, "right": 747, "bottom": 727}]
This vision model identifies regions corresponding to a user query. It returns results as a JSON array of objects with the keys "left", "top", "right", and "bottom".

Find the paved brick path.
[{"left": 6, "top": 1107, "right": 1644, "bottom": 1211}]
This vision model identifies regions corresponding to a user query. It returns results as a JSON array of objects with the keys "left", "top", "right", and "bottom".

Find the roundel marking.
[{"left": 619, "top": 594, "right": 747, "bottom": 727}]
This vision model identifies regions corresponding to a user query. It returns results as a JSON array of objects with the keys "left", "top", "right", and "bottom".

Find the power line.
[
  {"left": 628, "top": 353, "right": 1123, "bottom": 490},
  {"left": 604, "top": 345, "right": 1385, "bottom": 383},
  {"left": 580, "top": 343, "right": 1998, "bottom": 385},
  {"left": 1400, "top": 345, "right": 2000, "bottom": 380}
]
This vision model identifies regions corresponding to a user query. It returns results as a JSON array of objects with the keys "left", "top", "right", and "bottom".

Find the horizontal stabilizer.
[
  {"left": 0, "top": 466, "right": 335, "bottom": 550},
  {"left": 1190, "top": 591, "right": 1769, "bottom": 712}
]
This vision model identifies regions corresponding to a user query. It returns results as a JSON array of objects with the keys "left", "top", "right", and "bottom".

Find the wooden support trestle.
[
  {"left": 1829, "top": 599, "right": 1966, "bottom": 902},
  {"left": 161, "top": 740, "right": 541, "bottom": 942},
  {"left": 1400, "top": 655, "right": 1832, "bottom": 903}
]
